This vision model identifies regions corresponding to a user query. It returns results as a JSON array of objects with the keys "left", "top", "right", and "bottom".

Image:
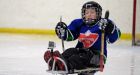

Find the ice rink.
[{"left": 0, "top": 33, "right": 140, "bottom": 75}]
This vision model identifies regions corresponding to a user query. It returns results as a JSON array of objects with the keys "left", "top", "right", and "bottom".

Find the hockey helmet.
[{"left": 82, "top": 1, "right": 102, "bottom": 25}]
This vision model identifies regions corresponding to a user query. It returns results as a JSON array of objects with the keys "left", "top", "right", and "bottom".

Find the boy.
[{"left": 44, "top": 1, "right": 121, "bottom": 75}]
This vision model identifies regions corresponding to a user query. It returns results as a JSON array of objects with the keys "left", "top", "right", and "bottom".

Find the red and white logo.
[{"left": 78, "top": 30, "right": 99, "bottom": 48}]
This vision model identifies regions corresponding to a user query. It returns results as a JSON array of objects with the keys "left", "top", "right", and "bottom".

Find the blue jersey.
[{"left": 63, "top": 18, "right": 121, "bottom": 57}]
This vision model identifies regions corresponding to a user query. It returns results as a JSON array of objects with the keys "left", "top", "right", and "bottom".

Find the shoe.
[
  {"left": 44, "top": 50, "right": 60, "bottom": 63},
  {"left": 53, "top": 51, "right": 65, "bottom": 70},
  {"left": 44, "top": 50, "right": 65, "bottom": 70},
  {"left": 44, "top": 50, "right": 51, "bottom": 63}
]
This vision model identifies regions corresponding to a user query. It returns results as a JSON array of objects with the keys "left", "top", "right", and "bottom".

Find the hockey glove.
[
  {"left": 55, "top": 22, "right": 67, "bottom": 39},
  {"left": 99, "top": 19, "right": 115, "bottom": 35}
]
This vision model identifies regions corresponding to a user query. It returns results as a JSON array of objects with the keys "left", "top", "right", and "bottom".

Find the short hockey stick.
[
  {"left": 60, "top": 16, "right": 65, "bottom": 52},
  {"left": 99, "top": 10, "right": 109, "bottom": 72}
]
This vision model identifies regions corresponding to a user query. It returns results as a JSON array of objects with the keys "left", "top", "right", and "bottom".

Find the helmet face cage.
[{"left": 82, "top": 1, "right": 102, "bottom": 25}]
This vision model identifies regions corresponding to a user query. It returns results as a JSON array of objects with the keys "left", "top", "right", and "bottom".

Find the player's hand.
[
  {"left": 55, "top": 22, "right": 67, "bottom": 39},
  {"left": 99, "top": 19, "right": 115, "bottom": 34},
  {"left": 99, "top": 19, "right": 108, "bottom": 30}
]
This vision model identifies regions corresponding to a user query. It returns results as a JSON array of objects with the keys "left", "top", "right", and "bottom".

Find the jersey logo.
[{"left": 78, "top": 30, "right": 99, "bottom": 48}]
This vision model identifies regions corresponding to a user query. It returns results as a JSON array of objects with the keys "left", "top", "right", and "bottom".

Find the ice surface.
[{"left": 0, "top": 33, "right": 140, "bottom": 75}]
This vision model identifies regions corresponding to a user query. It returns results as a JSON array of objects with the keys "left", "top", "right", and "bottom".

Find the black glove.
[
  {"left": 99, "top": 19, "right": 115, "bottom": 34},
  {"left": 105, "top": 20, "right": 115, "bottom": 34},
  {"left": 55, "top": 22, "right": 67, "bottom": 39}
]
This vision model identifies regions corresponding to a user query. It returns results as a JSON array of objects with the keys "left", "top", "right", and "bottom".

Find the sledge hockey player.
[{"left": 44, "top": 1, "right": 121, "bottom": 75}]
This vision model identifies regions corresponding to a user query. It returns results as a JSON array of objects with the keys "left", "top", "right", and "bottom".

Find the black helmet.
[{"left": 82, "top": 1, "right": 102, "bottom": 25}]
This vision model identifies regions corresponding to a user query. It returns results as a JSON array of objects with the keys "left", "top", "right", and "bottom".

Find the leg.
[
  {"left": 62, "top": 48, "right": 79, "bottom": 59},
  {"left": 63, "top": 48, "right": 94, "bottom": 70},
  {"left": 62, "top": 48, "right": 87, "bottom": 69},
  {"left": 68, "top": 54, "right": 88, "bottom": 69}
]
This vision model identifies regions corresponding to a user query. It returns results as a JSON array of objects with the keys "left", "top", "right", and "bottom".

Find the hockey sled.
[
  {"left": 45, "top": 41, "right": 103, "bottom": 75},
  {"left": 46, "top": 57, "right": 101, "bottom": 74}
]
